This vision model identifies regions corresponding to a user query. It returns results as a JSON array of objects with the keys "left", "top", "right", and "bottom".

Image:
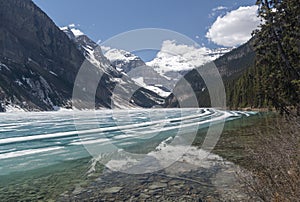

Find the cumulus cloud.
[{"left": 206, "top": 5, "right": 260, "bottom": 47}]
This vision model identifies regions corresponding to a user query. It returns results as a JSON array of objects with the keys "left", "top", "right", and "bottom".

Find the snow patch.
[
  {"left": 53, "top": 106, "right": 72, "bottom": 112},
  {"left": 70, "top": 28, "right": 84, "bottom": 37},
  {"left": 144, "top": 85, "right": 171, "bottom": 98},
  {"left": 60, "top": 24, "right": 84, "bottom": 38},
  {"left": 132, "top": 77, "right": 147, "bottom": 87},
  {"left": 83, "top": 47, "right": 101, "bottom": 67},
  {"left": 5, "top": 105, "right": 25, "bottom": 113},
  {"left": 14, "top": 80, "right": 23, "bottom": 86},
  {"left": 0, "top": 62, "right": 10, "bottom": 71},
  {"left": 102, "top": 47, "right": 141, "bottom": 69},
  {"left": 49, "top": 71, "right": 58, "bottom": 76}
]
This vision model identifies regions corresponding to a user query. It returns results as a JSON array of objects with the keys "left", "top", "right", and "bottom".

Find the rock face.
[
  {"left": 0, "top": 0, "right": 164, "bottom": 112},
  {"left": 0, "top": 0, "right": 84, "bottom": 111},
  {"left": 215, "top": 39, "right": 255, "bottom": 81},
  {"left": 102, "top": 48, "right": 173, "bottom": 97}
]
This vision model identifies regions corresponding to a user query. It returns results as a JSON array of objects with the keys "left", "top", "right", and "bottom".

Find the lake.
[{"left": 0, "top": 108, "right": 259, "bottom": 201}]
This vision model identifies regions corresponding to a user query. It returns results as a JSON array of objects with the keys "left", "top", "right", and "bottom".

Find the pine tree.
[{"left": 254, "top": 0, "right": 300, "bottom": 114}]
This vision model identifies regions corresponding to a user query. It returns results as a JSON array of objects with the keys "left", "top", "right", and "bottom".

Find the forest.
[{"left": 227, "top": 0, "right": 300, "bottom": 115}]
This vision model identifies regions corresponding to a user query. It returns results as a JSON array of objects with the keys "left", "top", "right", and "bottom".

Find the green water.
[
  {"left": 0, "top": 157, "right": 104, "bottom": 201},
  {"left": 212, "top": 112, "right": 279, "bottom": 166}
]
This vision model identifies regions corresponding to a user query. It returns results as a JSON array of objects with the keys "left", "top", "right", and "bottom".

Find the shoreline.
[
  {"left": 0, "top": 106, "right": 276, "bottom": 113},
  {"left": 229, "top": 107, "right": 275, "bottom": 112}
]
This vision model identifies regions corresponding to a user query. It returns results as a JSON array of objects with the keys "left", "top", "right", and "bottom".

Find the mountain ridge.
[
  {"left": 0, "top": 0, "right": 164, "bottom": 112},
  {"left": 102, "top": 43, "right": 232, "bottom": 98}
]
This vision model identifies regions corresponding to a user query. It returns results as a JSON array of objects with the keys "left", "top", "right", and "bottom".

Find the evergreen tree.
[{"left": 254, "top": 0, "right": 300, "bottom": 114}]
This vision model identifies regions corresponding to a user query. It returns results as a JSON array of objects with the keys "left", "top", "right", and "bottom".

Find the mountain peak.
[
  {"left": 0, "top": 0, "right": 165, "bottom": 111},
  {"left": 60, "top": 24, "right": 84, "bottom": 39}
]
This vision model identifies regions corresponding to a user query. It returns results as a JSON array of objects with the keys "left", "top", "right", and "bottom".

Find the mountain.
[
  {"left": 101, "top": 47, "right": 146, "bottom": 73},
  {"left": 146, "top": 40, "right": 231, "bottom": 75},
  {"left": 102, "top": 47, "right": 172, "bottom": 98},
  {"left": 146, "top": 40, "right": 232, "bottom": 87},
  {"left": 102, "top": 42, "right": 231, "bottom": 98},
  {"left": 61, "top": 26, "right": 166, "bottom": 107},
  {"left": 0, "top": 0, "right": 84, "bottom": 111},
  {"left": 165, "top": 39, "right": 256, "bottom": 108},
  {"left": 0, "top": 0, "right": 164, "bottom": 112}
]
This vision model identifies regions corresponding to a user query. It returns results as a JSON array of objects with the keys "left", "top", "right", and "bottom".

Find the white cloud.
[
  {"left": 209, "top": 6, "right": 228, "bottom": 18},
  {"left": 212, "top": 6, "right": 227, "bottom": 12},
  {"left": 206, "top": 5, "right": 260, "bottom": 47},
  {"left": 69, "top": 23, "right": 76, "bottom": 28}
]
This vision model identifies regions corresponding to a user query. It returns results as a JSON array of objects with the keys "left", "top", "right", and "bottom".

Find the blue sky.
[{"left": 33, "top": 0, "right": 257, "bottom": 50}]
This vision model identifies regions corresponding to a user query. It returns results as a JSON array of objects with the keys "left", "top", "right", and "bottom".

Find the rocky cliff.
[{"left": 0, "top": 0, "right": 164, "bottom": 112}]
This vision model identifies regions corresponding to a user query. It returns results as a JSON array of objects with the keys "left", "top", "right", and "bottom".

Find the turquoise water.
[{"left": 0, "top": 108, "right": 257, "bottom": 200}]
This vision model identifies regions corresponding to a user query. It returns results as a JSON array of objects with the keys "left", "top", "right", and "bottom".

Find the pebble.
[
  {"left": 148, "top": 182, "right": 167, "bottom": 190},
  {"left": 168, "top": 180, "right": 181, "bottom": 186},
  {"left": 58, "top": 161, "right": 247, "bottom": 201},
  {"left": 102, "top": 186, "right": 123, "bottom": 194},
  {"left": 139, "top": 193, "right": 150, "bottom": 199},
  {"left": 72, "top": 185, "right": 84, "bottom": 195}
]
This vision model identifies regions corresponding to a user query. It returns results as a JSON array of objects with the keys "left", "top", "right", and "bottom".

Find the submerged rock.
[
  {"left": 102, "top": 186, "right": 123, "bottom": 194},
  {"left": 148, "top": 182, "right": 168, "bottom": 190}
]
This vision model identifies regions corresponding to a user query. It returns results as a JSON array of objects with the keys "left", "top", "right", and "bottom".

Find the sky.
[{"left": 32, "top": 0, "right": 260, "bottom": 61}]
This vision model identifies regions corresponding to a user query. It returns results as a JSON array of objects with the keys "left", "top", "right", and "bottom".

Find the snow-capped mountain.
[
  {"left": 146, "top": 40, "right": 232, "bottom": 74},
  {"left": 101, "top": 47, "right": 146, "bottom": 73},
  {"left": 102, "top": 41, "right": 231, "bottom": 98},
  {"left": 61, "top": 25, "right": 165, "bottom": 109},
  {"left": 60, "top": 24, "right": 84, "bottom": 39},
  {"left": 102, "top": 47, "right": 172, "bottom": 98},
  {"left": 0, "top": 0, "right": 165, "bottom": 112},
  {"left": 60, "top": 26, "right": 112, "bottom": 72},
  {"left": 146, "top": 40, "right": 231, "bottom": 92}
]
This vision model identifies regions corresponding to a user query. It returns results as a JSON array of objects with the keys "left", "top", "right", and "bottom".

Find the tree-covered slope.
[{"left": 165, "top": 39, "right": 257, "bottom": 108}]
